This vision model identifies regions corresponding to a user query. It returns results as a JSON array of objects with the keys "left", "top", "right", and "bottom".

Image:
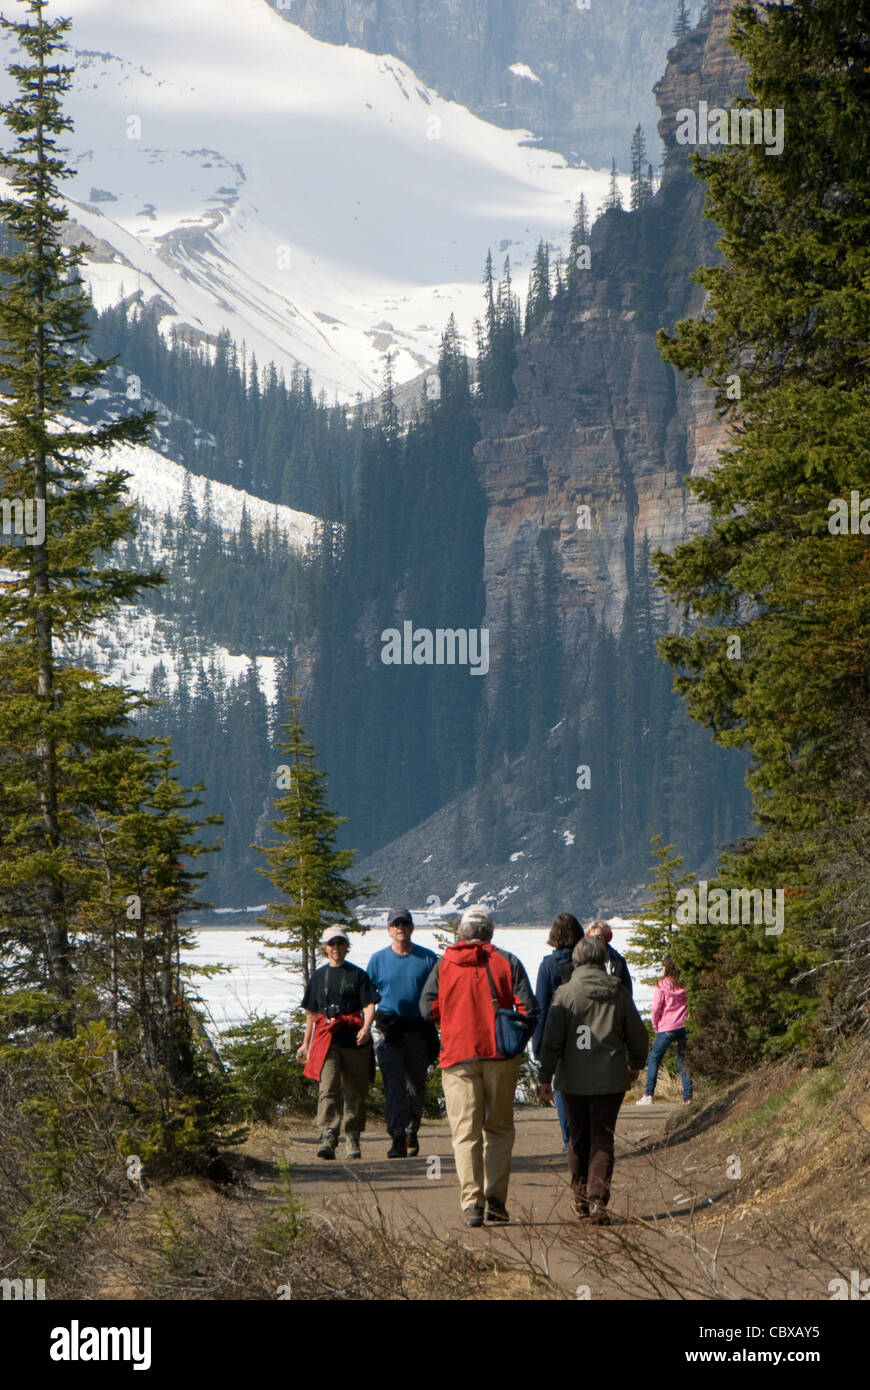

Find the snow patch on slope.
[
  {"left": 91, "top": 439, "right": 319, "bottom": 549},
  {"left": 71, "top": 600, "right": 281, "bottom": 706}
]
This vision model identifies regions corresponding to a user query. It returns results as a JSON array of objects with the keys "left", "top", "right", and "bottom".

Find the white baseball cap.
[{"left": 321, "top": 925, "right": 350, "bottom": 945}]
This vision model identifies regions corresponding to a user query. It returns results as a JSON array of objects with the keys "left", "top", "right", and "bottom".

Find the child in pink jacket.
[{"left": 636, "top": 955, "right": 693, "bottom": 1105}]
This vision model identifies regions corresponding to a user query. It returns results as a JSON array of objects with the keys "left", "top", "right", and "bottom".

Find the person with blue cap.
[{"left": 367, "top": 909, "right": 439, "bottom": 1157}]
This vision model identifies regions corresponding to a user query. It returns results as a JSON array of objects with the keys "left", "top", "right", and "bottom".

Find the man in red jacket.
[{"left": 420, "top": 905, "right": 537, "bottom": 1227}]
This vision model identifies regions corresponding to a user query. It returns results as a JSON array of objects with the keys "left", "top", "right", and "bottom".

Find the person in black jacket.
[
  {"left": 296, "top": 927, "right": 378, "bottom": 1161},
  {"left": 585, "top": 920, "right": 633, "bottom": 996},
  {"left": 532, "top": 913, "right": 583, "bottom": 1149}
]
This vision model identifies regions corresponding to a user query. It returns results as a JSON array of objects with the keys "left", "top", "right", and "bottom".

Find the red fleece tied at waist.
[{"left": 303, "top": 1013, "right": 369, "bottom": 1081}]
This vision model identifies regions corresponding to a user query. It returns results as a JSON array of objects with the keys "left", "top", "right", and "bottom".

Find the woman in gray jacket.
[{"left": 539, "top": 935, "right": 648, "bottom": 1224}]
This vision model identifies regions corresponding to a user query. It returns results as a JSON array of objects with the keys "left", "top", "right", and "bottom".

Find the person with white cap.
[
  {"left": 419, "top": 904, "right": 537, "bottom": 1226},
  {"left": 297, "top": 925, "right": 378, "bottom": 1160}
]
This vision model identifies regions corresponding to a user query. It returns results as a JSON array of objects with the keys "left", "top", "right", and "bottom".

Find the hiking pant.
[
  {"left": 562, "top": 1091, "right": 624, "bottom": 1206},
  {"left": 645, "top": 1028, "right": 692, "bottom": 1100},
  {"left": 375, "top": 1029, "right": 430, "bottom": 1136},
  {"left": 441, "top": 1057, "right": 521, "bottom": 1210},
  {"left": 316, "top": 1042, "right": 372, "bottom": 1134}
]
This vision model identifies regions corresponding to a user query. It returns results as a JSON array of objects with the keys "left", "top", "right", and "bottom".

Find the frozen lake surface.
[{"left": 184, "top": 918, "right": 652, "bottom": 1034}]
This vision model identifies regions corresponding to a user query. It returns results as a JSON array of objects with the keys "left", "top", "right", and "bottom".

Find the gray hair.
[
  {"left": 573, "top": 936, "right": 607, "bottom": 969},
  {"left": 457, "top": 905, "right": 494, "bottom": 942}
]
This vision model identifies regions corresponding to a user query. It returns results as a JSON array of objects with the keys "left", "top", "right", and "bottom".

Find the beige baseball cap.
[
  {"left": 321, "top": 925, "right": 350, "bottom": 945},
  {"left": 459, "top": 905, "right": 494, "bottom": 934}
]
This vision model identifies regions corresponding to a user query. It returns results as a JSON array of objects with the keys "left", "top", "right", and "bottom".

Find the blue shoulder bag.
[{"left": 483, "top": 956, "right": 532, "bottom": 1058}]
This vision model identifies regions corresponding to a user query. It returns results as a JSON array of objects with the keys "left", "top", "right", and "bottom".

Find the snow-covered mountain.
[{"left": 0, "top": 0, "right": 627, "bottom": 398}]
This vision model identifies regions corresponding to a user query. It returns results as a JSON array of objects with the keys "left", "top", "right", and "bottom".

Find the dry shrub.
[{"left": 626, "top": 1065, "right": 684, "bottom": 1103}]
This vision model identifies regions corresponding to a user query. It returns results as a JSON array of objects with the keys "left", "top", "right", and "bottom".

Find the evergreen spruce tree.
[
  {"left": 605, "top": 157, "right": 623, "bottom": 212},
  {"left": 566, "top": 193, "right": 590, "bottom": 293},
  {"left": 483, "top": 248, "right": 497, "bottom": 336},
  {"left": 625, "top": 834, "right": 694, "bottom": 985},
  {"left": 492, "top": 256, "right": 520, "bottom": 409},
  {"left": 673, "top": 0, "right": 691, "bottom": 39},
  {"left": 180, "top": 473, "right": 198, "bottom": 531},
  {"left": 524, "top": 240, "right": 552, "bottom": 334},
  {"left": 478, "top": 249, "right": 498, "bottom": 403},
  {"left": 0, "top": 0, "right": 162, "bottom": 1036},
  {"left": 554, "top": 253, "right": 566, "bottom": 298},
  {"left": 380, "top": 351, "right": 399, "bottom": 444},
  {"left": 630, "top": 125, "right": 653, "bottom": 210},
  {"left": 254, "top": 691, "right": 378, "bottom": 984}
]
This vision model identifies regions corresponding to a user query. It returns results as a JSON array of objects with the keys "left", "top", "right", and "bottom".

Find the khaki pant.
[
  {"left": 441, "top": 1057, "right": 521, "bottom": 1210},
  {"left": 316, "top": 1042, "right": 372, "bottom": 1134}
]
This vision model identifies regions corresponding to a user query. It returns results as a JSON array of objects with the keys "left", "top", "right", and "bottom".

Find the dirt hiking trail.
[{"left": 242, "top": 1097, "right": 833, "bottom": 1299}]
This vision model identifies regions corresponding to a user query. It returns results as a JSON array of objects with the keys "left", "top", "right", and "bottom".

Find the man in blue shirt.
[{"left": 368, "top": 909, "right": 439, "bottom": 1158}]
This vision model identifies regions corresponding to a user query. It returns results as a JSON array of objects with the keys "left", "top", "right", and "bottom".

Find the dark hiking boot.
[
  {"left": 406, "top": 1131, "right": 419, "bottom": 1157},
  {"left": 345, "top": 1131, "right": 361, "bottom": 1159},
  {"left": 485, "top": 1198, "right": 510, "bottom": 1224},
  {"left": 316, "top": 1130, "right": 338, "bottom": 1160},
  {"left": 387, "top": 1133, "right": 407, "bottom": 1158},
  {"left": 588, "top": 1203, "right": 611, "bottom": 1226},
  {"left": 571, "top": 1195, "right": 590, "bottom": 1219},
  {"left": 464, "top": 1205, "right": 485, "bottom": 1227}
]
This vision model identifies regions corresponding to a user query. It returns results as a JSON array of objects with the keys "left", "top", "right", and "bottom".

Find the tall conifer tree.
[
  {"left": 672, "top": 0, "right": 692, "bottom": 39},
  {"left": 524, "top": 240, "right": 552, "bottom": 333},
  {"left": 625, "top": 834, "right": 694, "bottom": 985},
  {"left": 605, "top": 157, "right": 623, "bottom": 211},
  {"left": 566, "top": 193, "right": 590, "bottom": 293},
  {"left": 630, "top": 125, "right": 653, "bottom": 210},
  {"left": 0, "top": 0, "right": 161, "bottom": 1035},
  {"left": 254, "top": 691, "right": 378, "bottom": 984},
  {"left": 655, "top": 0, "right": 870, "bottom": 1051}
]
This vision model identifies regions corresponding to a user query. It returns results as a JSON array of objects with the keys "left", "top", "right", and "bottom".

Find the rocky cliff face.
[
  {"left": 477, "top": 0, "right": 745, "bottom": 648},
  {"left": 357, "top": 1, "right": 749, "bottom": 920},
  {"left": 271, "top": 0, "right": 677, "bottom": 170}
]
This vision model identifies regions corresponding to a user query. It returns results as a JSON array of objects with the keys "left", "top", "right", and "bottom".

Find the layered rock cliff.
[
  {"left": 271, "top": 0, "right": 678, "bottom": 170},
  {"left": 357, "top": 0, "right": 749, "bottom": 920},
  {"left": 477, "top": 0, "right": 745, "bottom": 648}
]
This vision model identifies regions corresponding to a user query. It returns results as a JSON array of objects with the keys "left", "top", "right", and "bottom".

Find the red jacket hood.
[{"left": 445, "top": 940, "right": 494, "bottom": 968}]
